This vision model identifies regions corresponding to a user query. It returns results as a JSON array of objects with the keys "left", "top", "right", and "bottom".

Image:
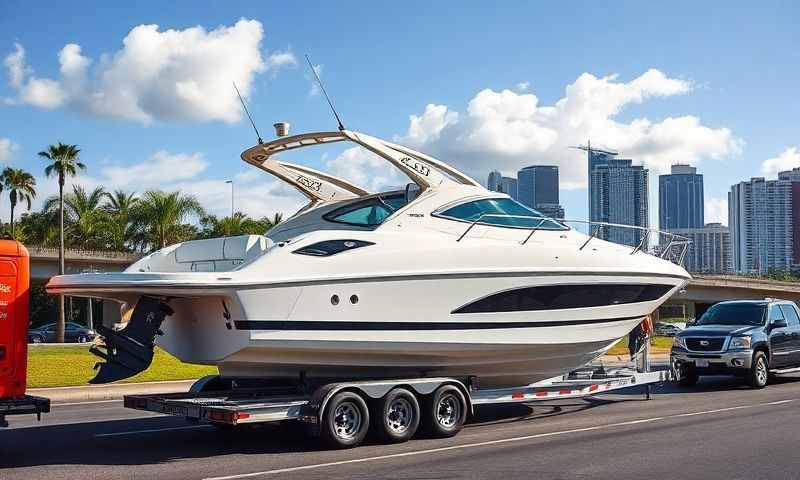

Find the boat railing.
[{"left": 455, "top": 213, "right": 691, "bottom": 266}]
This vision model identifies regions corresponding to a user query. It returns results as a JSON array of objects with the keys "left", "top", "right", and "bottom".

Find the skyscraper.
[
  {"left": 659, "top": 164, "right": 704, "bottom": 230},
  {"left": 729, "top": 174, "right": 798, "bottom": 274},
  {"left": 590, "top": 159, "right": 649, "bottom": 247},
  {"left": 499, "top": 176, "right": 518, "bottom": 200},
  {"left": 668, "top": 223, "right": 731, "bottom": 274},
  {"left": 517, "top": 165, "right": 559, "bottom": 208},
  {"left": 584, "top": 143, "right": 619, "bottom": 217},
  {"left": 487, "top": 170, "right": 502, "bottom": 192}
]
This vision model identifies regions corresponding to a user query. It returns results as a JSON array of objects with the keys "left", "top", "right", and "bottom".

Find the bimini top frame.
[{"left": 240, "top": 130, "right": 482, "bottom": 208}]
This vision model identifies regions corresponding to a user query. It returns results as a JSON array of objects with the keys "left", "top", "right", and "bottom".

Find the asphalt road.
[{"left": 2, "top": 374, "right": 800, "bottom": 480}]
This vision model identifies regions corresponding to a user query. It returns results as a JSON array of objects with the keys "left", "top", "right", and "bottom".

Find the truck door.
[
  {"left": 778, "top": 304, "right": 800, "bottom": 368},
  {"left": 768, "top": 305, "right": 791, "bottom": 369}
]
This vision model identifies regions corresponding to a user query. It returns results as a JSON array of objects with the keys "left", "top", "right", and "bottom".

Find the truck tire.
[
  {"left": 421, "top": 385, "right": 467, "bottom": 438},
  {"left": 747, "top": 351, "right": 769, "bottom": 389},
  {"left": 373, "top": 388, "right": 420, "bottom": 443},
  {"left": 321, "top": 391, "right": 370, "bottom": 448}
]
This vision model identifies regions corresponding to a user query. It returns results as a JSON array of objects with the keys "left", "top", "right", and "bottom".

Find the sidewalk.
[{"left": 31, "top": 354, "right": 672, "bottom": 404}]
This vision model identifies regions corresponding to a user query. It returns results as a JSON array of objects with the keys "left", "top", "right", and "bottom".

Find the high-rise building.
[
  {"left": 728, "top": 173, "right": 799, "bottom": 274},
  {"left": 499, "top": 176, "right": 518, "bottom": 200},
  {"left": 536, "top": 203, "right": 565, "bottom": 220},
  {"left": 659, "top": 164, "right": 704, "bottom": 230},
  {"left": 590, "top": 159, "right": 649, "bottom": 247},
  {"left": 668, "top": 223, "right": 731, "bottom": 274},
  {"left": 584, "top": 144, "right": 619, "bottom": 217},
  {"left": 487, "top": 170, "right": 502, "bottom": 192},
  {"left": 517, "top": 165, "right": 558, "bottom": 208}
]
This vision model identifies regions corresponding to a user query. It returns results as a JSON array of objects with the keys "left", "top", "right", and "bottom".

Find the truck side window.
[
  {"left": 779, "top": 305, "right": 800, "bottom": 326},
  {"left": 769, "top": 306, "right": 785, "bottom": 324}
]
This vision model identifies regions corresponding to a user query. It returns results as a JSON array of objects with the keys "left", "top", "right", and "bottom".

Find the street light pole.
[{"left": 226, "top": 180, "right": 234, "bottom": 217}]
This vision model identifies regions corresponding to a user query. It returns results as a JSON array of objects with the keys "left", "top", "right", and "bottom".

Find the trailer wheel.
[
  {"left": 422, "top": 385, "right": 467, "bottom": 438},
  {"left": 373, "top": 388, "right": 420, "bottom": 443},
  {"left": 321, "top": 391, "right": 370, "bottom": 448}
]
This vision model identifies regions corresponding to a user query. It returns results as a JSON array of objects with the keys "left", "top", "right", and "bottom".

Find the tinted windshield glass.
[
  {"left": 438, "top": 198, "right": 564, "bottom": 229},
  {"left": 696, "top": 303, "right": 766, "bottom": 326},
  {"left": 325, "top": 194, "right": 406, "bottom": 227}
]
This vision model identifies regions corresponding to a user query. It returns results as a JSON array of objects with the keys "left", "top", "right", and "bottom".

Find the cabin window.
[
  {"left": 452, "top": 284, "right": 673, "bottom": 314},
  {"left": 436, "top": 198, "right": 565, "bottom": 230},
  {"left": 325, "top": 193, "right": 407, "bottom": 227}
]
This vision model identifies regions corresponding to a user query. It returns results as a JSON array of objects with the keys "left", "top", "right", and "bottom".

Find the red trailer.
[{"left": 0, "top": 240, "right": 49, "bottom": 427}]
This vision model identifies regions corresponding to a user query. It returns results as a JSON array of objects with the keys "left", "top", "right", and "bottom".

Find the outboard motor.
[{"left": 89, "top": 296, "right": 173, "bottom": 384}]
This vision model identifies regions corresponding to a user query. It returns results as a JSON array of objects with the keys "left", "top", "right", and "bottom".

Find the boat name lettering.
[
  {"left": 296, "top": 175, "right": 322, "bottom": 191},
  {"left": 400, "top": 157, "right": 430, "bottom": 176}
]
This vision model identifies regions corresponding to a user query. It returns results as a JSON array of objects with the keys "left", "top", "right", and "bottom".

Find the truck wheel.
[
  {"left": 748, "top": 351, "right": 769, "bottom": 389},
  {"left": 321, "top": 391, "right": 370, "bottom": 448},
  {"left": 422, "top": 385, "right": 467, "bottom": 438},
  {"left": 374, "top": 388, "right": 420, "bottom": 443},
  {"left": 678, "top": 366, "right": 698, "bottom": 387}
]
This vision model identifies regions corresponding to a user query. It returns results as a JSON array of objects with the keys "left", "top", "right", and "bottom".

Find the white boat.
[{"left": 46, "top": 129, "right": 691, "bottom": 387}]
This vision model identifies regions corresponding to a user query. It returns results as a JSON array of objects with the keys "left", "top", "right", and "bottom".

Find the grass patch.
[
  {"left": 606, "top": 336, "right": 673, "bottom": 356},
  {"left": 27, "top": 346, "right": 217, "bottom": 388}
]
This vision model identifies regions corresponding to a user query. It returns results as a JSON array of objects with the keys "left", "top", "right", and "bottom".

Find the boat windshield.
[
  {"left": 324, "top": 193, "right": 407, "bottom": 227},
  {"left": 695, "top": 303, "right": 767, "bottom": 327},
  {"left": 436, "top": 198, "right": 565, "bottom": 230}
]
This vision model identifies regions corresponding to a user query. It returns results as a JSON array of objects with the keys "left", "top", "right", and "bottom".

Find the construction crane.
[{"left": 569, "top": 140, "right": 618, "bottom": 156}]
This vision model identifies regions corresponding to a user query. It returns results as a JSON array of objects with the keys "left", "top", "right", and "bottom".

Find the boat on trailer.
[{"left": 46, "top": 127, "right": 691, "bottom": 389}]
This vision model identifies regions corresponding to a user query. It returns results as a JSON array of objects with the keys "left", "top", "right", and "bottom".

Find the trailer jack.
[{"left": 88, "top": 296, "right": 173, "bottom": 384}]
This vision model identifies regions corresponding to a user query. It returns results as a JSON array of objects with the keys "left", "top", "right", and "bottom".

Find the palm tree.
[
  {"left": 0, "top": 167, "right": 37, "bottom": 237},
  {"left": 39, "top": 143, "right": 85, "bottom": 343},
  {"left": 131, "top": 190, "right": 205, "bottom": 251},
  {"left": 102, "top": 190, "right": 139, "bottom": 251},
  {"left": 44, "top": 186, "right": 107, "bottom": 249}
]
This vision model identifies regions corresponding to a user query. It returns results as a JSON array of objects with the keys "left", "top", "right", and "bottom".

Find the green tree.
[
  {"left": 45, "top": 186, "right": 107, "bottom": 249},
  {"left": 39, "top": 143, "right": 85, "bottom": 343},
  {"left": 0, "top": 167, "right": 37, "bottom": 237},
  {"left": 16, "top": 210, "right": 59, "bottom": 247},
  {"left": 130, "top": 190, "right": 205, "bottom": 251},
  {"left": 102, "top": 190, "right": 139, "bottom": 252}
]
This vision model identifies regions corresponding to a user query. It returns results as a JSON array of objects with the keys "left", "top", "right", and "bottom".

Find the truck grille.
[{"left": 686, "top": 338, "right": 725, "bottom": 352}]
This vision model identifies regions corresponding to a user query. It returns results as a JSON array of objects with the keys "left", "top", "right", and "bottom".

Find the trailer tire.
[
  {"left": 373, "top": 388, "right": 420, "bottom": 443},
  {"left": 422, "top": 385, "right": 467, "bottom": 438},
  {"left": 321, "top": 391, "right": 370, "bottom": 449}
]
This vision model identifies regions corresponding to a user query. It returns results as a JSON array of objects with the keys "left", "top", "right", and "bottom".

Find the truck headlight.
[
  {"left": 672, "top": 337, "right": 686, "bottom": 349},
  {"left": 728, "top": 336, "right": 751, "bottom": 350}
]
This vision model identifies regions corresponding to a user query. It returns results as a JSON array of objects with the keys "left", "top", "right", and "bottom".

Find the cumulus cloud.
[
  {"left": 515, "top": 81, "right": 529, "bottom": 92},
  {"left": 0, "top": 137, "right": 19, "bottom": 162},
  {"left": 397, "top": 69, "right": 741, "bottom": 189},
  {"left": 325, "top": 146, "right": 405, "bottom": 192},
  {"left": 101, "top": 151, "right": 208, "bottom": 187},
  {"left": 3, "top": 19, "right": 292, "bottom": 124},
  {"left": 761, "top": 146, "right": 800, "bottom": 178},
  {"left": 705, "top": 197, "right": 728, "bottom": 226}
]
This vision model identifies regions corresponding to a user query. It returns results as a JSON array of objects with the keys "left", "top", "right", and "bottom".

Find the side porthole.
[
  {"left": 331, "top": 295, "right": 340, "bottom": 305},
  {"left": 350, "top": 295, "right": 359, "bottom": 305}
]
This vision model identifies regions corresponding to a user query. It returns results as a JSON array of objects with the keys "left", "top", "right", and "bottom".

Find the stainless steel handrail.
[{"left": 453, "top": 213, "right": 691, "bottom": 266}]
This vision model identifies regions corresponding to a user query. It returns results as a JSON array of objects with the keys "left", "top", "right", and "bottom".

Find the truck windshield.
[{"left": 696, "top": 303, "right": 766, "bottom": 326}]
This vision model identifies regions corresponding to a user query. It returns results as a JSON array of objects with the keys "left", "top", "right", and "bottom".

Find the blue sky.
[{"left": 0, "top": 1, "right": 798, "bottom": 225}]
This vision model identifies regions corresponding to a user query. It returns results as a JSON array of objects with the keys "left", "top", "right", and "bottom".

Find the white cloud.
[
  {"left": 3, "top": 19, "right": 291, "bottom": 124},
  {"left": 705, "top": 197, "right": 728, "bottom": 226},
  {"left": 325, "top": 146, "right": 405, "bottom": 193},
  {"left": 101, "top": 151, "right": 208, "bottom": 187},
  {"left": 515, "top": 81, "right": 529, "bottom": 92},
  {"left": 0, "top": 137, "right": 19, "bottom": 162},
  {"left": 761, "top": 146, "right": 800, "bottom": 178},
  {"left": 397, "top": 69, "right": 741, "bottom": 188},
  {"left": 308, "top": 63, "right": 322, "bottom": 97}
]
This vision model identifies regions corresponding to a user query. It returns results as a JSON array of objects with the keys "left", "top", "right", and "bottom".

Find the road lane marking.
[
  {"left": 204, "top": 398, "right": 797, "bottom": 480},
  {"left": 96, "top": 425, "right": 213, "bottom": 437}
]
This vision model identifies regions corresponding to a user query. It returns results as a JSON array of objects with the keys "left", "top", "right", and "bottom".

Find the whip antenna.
[
  {"left": 233, "top": 82, "right": 263, "bottom": 144},
  {"left": 306, "top": 54, "right": 345, "bottom": 131}
]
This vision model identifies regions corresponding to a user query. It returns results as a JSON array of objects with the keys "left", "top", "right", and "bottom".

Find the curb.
[{"left": 28, "top": 379, "right": 197, "bottom": 404}]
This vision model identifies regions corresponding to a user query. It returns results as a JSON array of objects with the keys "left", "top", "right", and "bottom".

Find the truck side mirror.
[{"left": 771, "top": 318, "right": 788, "bottom": 329}]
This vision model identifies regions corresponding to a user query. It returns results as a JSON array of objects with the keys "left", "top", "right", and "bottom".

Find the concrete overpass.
[{"left": 667, "top": 274, "right": 800, "bottom": 319}]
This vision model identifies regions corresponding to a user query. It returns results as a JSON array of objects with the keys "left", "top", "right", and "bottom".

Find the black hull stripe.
[{"left": 234, "top": 315, "right": 643, "bottom": 331}]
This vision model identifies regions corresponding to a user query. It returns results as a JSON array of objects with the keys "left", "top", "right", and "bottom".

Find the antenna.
[
  {"left": 233, "top": 82, "right": 263, "bottom": 145},
  {"left": 305, "top": 54, "right": 345, "bottom": 131}
]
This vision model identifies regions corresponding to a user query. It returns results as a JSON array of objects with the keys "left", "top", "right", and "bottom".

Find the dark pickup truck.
[{"left": 671, "top": 299, "right": 800, "bottom": 388}]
